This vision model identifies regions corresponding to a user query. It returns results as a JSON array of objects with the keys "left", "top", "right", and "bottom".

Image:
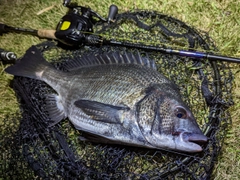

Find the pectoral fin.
[{"left": 74, "top": 100, "right": 130, "bottom": 124}]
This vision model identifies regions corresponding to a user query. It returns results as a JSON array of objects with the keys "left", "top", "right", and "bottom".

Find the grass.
[{"left": 0, "top": 0, "right": 239, "bottom": 179}]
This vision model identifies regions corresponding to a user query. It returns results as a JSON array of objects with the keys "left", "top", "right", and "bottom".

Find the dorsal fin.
[{"left": 64, "top": 51, "right": 157, "bottom": 71}]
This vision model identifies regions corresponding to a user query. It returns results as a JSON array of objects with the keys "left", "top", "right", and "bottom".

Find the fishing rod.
[{"left": 0, "top": 0, "right": 239, "bottom": 63}]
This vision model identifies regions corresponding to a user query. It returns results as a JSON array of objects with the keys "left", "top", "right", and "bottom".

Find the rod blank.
[{"left": 104, "top": 38, "right": 240, "bottom": 63}]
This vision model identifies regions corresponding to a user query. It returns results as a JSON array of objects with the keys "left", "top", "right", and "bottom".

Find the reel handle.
[
  {"left": 107, "top": 5, "right": 118, "bottom": 23},
  {"left": 63, "top": 0, "right": 71, "bottom": 6}
]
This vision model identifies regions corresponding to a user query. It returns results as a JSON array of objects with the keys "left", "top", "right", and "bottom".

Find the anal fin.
[
  {"left": 79, "top": 131, "right": 116, "bottom": 144},
  {"left": 45, "top": 94, "right": 66, "bottom": 126}
]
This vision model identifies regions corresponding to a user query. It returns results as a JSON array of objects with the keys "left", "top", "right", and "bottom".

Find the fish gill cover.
[{"left": 0, "top": 9, "right": 233, "bottom": 179}]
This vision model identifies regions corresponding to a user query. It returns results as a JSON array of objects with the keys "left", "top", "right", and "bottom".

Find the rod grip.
[{"left": 37, "top": 29, "right": 57, "bottom": 39}]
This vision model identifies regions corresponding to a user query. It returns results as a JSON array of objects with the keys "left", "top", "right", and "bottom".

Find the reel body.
[{"left": 55, "top": 10, "right": 94, "bottom": 46}]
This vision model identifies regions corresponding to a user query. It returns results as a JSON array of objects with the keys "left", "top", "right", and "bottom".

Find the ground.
[{"left": 0, "top": 0, "right": 239, "bottom": 179}]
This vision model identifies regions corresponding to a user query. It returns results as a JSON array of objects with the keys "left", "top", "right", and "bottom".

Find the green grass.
[{"left": 0, "top": 0, "right": 239, "bottom": 179}]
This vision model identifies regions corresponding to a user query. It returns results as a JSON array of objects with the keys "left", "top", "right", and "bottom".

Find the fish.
[{"left": 5, "top": 46, "right": 208, "bottom": 153}]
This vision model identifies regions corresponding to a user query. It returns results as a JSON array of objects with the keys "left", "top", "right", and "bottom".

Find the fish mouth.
[{"left": 173, "top": 131, "right": 208, "bottom": 152}]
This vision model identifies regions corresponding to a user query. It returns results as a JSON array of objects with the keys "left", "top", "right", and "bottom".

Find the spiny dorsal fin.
[{"left": 64, "top": 51, "right": 157, "bottom": 71}]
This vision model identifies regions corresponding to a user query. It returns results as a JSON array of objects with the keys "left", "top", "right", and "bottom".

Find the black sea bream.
[{"left": 5, "top": 46, "right": 207, "bottom": 152}]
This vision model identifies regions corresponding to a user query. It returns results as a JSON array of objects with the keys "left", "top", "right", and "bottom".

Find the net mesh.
[{"left": 0, "top": 10, "right": 233, "bottom": 179}]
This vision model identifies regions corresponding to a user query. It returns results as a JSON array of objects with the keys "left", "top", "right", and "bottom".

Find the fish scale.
[{"left": 67, "top": 64, "right": 170, "bottom": 105}]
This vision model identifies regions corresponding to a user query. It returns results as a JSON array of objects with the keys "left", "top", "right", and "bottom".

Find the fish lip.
[
  {"left": 180, "top": 131, "right": 208, "bottom": 148},
  {"left": 186, "top": 132, "right": 208, "bottom": 143},
  {"left": 173, "top": 130, "right": 208, "bottom": 143},
  {"left": 173, "top": 130, "right": 208, "bottom": 152}
]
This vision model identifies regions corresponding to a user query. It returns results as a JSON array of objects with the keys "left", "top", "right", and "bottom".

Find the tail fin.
[{"left": 5, "top": 46, "right": 53, "bottom": 80}]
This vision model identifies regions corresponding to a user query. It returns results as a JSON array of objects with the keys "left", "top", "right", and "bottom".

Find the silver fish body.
[{"left": 5, "top": 46, "right": 207, "bottom": 152}]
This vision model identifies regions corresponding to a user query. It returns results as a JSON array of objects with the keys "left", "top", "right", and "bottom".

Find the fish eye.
[{"left": 174, "top": 107, "right": 187, "bottom": 119}]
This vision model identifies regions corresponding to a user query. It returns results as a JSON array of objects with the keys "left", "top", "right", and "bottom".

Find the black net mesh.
[{"left": 1, "top": 10, "right": 233, "bottom": 179}]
